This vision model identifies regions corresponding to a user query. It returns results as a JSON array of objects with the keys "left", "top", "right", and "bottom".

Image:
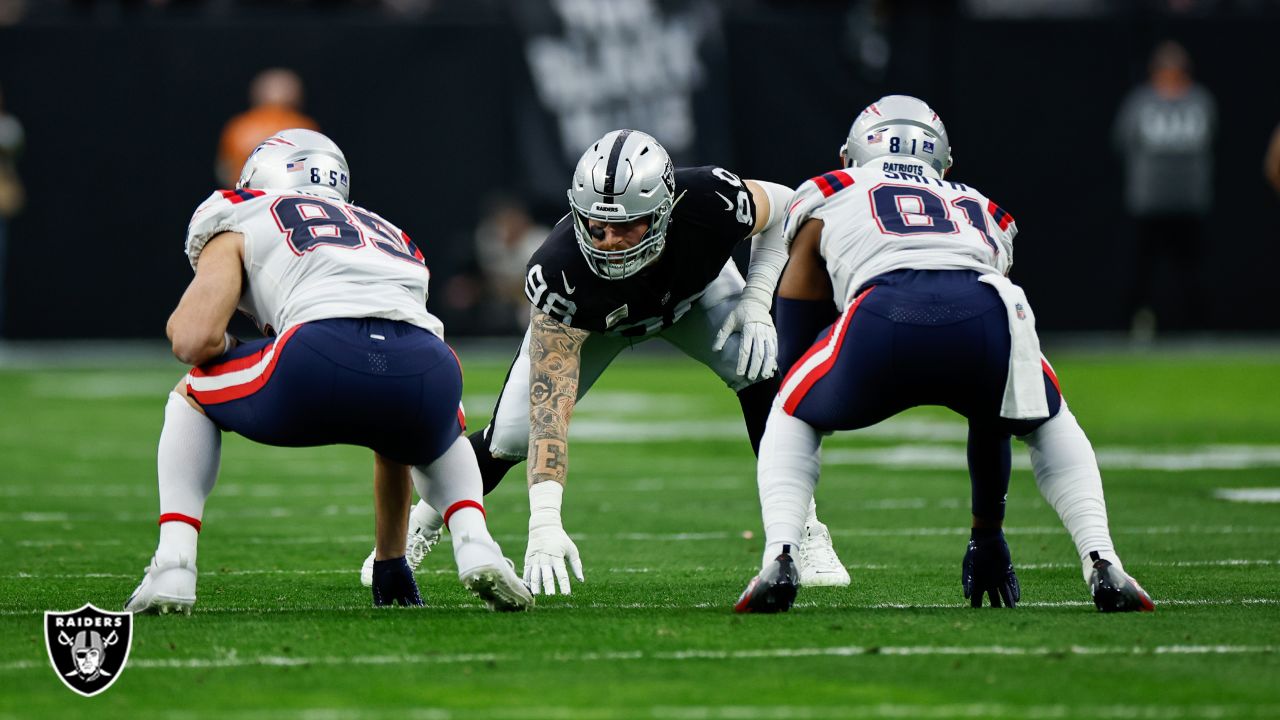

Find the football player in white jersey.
[
  {"left": 125, "top": 129, "right": 532, "bottom": 614},
  {"left": 735, "top": 96, "right": 1155, "bottom": 614}
]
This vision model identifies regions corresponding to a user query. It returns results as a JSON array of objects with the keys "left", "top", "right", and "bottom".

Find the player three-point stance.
[
  {"left": 735, "top": 96, "right": 1154, "bottom": 614},
  {"left": 125, "top": 129, "right": 532, "bottom": 614},
  {"left": 361, "top": 130, "right": 850, "bottom": 594}
]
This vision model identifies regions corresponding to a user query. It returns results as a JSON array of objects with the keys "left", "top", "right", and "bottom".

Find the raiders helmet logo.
[{"left": 44, "top": 604, "right": 133, "bottom": 697}]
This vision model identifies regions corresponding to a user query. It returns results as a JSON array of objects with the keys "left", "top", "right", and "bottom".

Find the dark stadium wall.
[{"left": 0, "top": 10, "right": 1276, "bottom": 338}]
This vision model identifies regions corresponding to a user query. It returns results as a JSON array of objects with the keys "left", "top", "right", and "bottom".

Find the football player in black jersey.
[{"left": 359, "top": 130, "right": 851, "bottom": 595}]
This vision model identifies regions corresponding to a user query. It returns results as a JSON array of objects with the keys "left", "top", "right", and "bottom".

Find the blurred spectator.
[
  {"left": 1113, "top": 40, "right": 1216, "bottom": 338},
  {"left": 216, "top": 68, "right": 318, "bottom": 187},
  {"left": 444, "top": 196, "right": 548, "bottom": 334},
  {"left": 1265, "top": 122, "right": 1280, "bottom": 198},
  {"left": 0, "top": 83, "right": 24, "bottom": 335}
]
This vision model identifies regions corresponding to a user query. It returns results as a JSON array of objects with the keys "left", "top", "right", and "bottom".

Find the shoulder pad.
[
  {"left": 783, "top": 170, "right": 855, "bottom": 245},
  {"left": 185, "top": 189, "right": 266, "bottom": 270},
  {"left": 986, "top": 199, "right": 1017, "bottom": 239}
]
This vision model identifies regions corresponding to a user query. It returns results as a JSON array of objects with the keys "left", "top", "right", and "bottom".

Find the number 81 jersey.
[
  {"left": 784, "top": 165, "right": 1017, "bottom": 311},
  {"left": 184, "top": 188, "right": 444, "bottom": 338}
]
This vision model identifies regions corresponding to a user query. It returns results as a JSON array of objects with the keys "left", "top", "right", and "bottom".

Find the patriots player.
[
  {"left": 735, "top": 96, "right": 1155, "bottom": 614},
  {"left": 362, "top": 130, "right": 850, "bottom": 595},
  {"left": 125, "top": 129, "right": 532, "bottom": 614}
]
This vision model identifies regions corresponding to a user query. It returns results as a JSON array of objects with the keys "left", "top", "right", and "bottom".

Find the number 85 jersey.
[
  {"left": 784, "top": 166, "right": 1017, "bottom": 311},
  {"left": 184, "top": 188, "right": 444, "bottom": 338}
]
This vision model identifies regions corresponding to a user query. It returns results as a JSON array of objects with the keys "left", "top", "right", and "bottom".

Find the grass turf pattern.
[{"left": 1, "top": 348, "right": 1278, "bottom": 719}]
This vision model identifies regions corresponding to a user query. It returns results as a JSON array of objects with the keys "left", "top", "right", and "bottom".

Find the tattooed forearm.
[{"left": 528, "top": 309, "right": 590, "bottom": 488}]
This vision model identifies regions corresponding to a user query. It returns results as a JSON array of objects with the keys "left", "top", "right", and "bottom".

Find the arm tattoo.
[{"left": 527, "top": 309, "right": 590, "bottom": 488}]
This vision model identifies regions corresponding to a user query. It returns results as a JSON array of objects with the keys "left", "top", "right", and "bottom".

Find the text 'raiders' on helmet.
[{"left": 567, "top": 129, "right": 678, "bottom": 280}]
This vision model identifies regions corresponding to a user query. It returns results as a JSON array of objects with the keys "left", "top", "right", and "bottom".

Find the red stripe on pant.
[
  {"left": 187, "top": 325, "right": 302, "bottom": 405},
  {"left": 442, "top": 500, "right": 485, "bottom": 528},
  {"left": 1041, "top": 358, "right": 1063, "bottom": 398},
  {"left": 782, "top": 288, "right": 873, "bottom": 415},
  {"left": 159, "top": 513, "right": 202, "bottom": 532}
]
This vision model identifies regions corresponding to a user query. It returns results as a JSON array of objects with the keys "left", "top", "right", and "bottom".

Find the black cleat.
[
  {"left": 1089, "top": 555, "right": 1155, "bottom": 613},
  {"left": 371, "top": 556, "right": 424, "bottom": 607},
  {"left": 734, "top": 545, "right": 800, "bottom": 614}
]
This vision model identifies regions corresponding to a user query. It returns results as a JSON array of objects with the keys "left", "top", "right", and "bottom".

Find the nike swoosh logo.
[
  {"left": 561, "top": 271, "right": 576, "bottom": 294},
  {"left": 715, "top": 191, "right": 734, "bottom": 212}
]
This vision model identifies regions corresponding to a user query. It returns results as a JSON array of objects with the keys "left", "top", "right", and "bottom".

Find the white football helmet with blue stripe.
[
  {"left": 840, "top": 95, "right": 953, "bottom": 179},
  {"left": 237, "top": 128, "right": 351, "bottom": 202}
]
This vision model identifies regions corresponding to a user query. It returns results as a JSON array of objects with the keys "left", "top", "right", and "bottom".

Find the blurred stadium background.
[{"left": 1, "top": 0, "right": 1279, "bottom": 344}]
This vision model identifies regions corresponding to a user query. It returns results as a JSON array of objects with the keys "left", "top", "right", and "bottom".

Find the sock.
[
  {"left": 757, "top": 407, "right": 822, "bottom": 568},
  {"left": 1023, "top": 404, "right": 1122, "bottom": 583},
  {"left": 737, "top": 375, "right": 781, "bottom": 456},
  {"left": 467, "top": 428, "right": 520, "bottom": 495},
  {"left": 413, "top": 435, "right": 493, "bottom": 544},
  {"left": 155, "top": 392, "right": 221, "bottom": 564},
  {"left": 405, "top": 493, "right": 445, "bottom": 535}
]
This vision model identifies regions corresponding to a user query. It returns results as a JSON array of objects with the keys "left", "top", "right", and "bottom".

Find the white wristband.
[{"left": 529, "top": 482, "right": 564, "bottom": 530}]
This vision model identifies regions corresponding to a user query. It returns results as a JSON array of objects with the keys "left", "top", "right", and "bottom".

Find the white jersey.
[
  {"left": 783, "top": 162, "right": 1017, "bottom": 310},
  {"left": 184, "top": 188, "right": 443, "bottom": 338}
]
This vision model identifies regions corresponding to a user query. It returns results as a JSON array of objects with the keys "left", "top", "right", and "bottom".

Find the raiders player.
[
  {"left": 362, "top": 130, "right": 850, "bottom": 595},
  {"left": 125, "top": 129, "right": 531, "bottom": 614},
  {"left": 734, "top": 96, "right": 1155, "bottom": 614}
]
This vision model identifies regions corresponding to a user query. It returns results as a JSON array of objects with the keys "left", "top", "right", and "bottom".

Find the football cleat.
[
  {"left": 360, "top": 511, "right": 441, "bottom": 588},
  {"left": 371, "top": 556, "right": 424, "bottom": 607},
  {"left": 125, "top": 554, "right": 197, "bottom": 615},
  {"left": 962, "top": 528, "right": 1020, "bottom": 608},
  {"left": 1090, "top": 556, "right": 1155, "bottom": 613},
  {"left": 454, "top": 533, "right": 534, "bottom": 612},
  {"left": 734, "top": 545, "right": 801, "bottom": 614},
  {"left": 797, "top": 520, "right": 851, "bottom": 587}
]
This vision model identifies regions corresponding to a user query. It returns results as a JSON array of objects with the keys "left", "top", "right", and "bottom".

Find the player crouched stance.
[
  {"left": 125, "top": 129, "right": 531, "bottom": 614},
  {"left": 362, "top": 130, "right": 850, "bottom": 594},
  {"left": 736, "top": 96, "right": 1154, "bottom": 614}
]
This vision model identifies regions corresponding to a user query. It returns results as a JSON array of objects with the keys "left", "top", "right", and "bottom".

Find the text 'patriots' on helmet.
[
  {"left": 567, "top": 129, "right": 678, "bottom": 280},
  {"left": 841, "top": 95, "right": 953, "bottom": 179},
  {"left": 237, "top": 128, "right": 351, "bottom": 202}
]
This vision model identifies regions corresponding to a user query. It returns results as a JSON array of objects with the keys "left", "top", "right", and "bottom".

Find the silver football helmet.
[
  {"left": 567, "top": 129, "right": 677, "bottom": 280},
  {"left": 840, "top": 95, "right": 952, "bottom": 179},
  {"left": 236, "top": 128, "right": 351, "bottom": 201}
]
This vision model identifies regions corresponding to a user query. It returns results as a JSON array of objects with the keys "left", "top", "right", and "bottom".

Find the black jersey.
[{"left": 524, "top": 166, "right": 758, "bottom": 337}]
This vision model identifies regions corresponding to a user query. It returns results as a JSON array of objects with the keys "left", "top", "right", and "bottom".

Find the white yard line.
[
  {"left": 1, "top": 642, "right": 1276, "bottom": 673},
  {"left": 1215, "top": 488, "right": 1280, "bottom": 503},
  {"left": 9, "top": 525, "right": 1280, "bottom": 547},
  {"left": 1, "top": 597, "right": 1276, "bottom": 618},
  {"left": 9, "top": 558, "right": 1274, "bottom": 581},
  {"left": 824, "top": 444, "right": 1280, "bottom": 470}
]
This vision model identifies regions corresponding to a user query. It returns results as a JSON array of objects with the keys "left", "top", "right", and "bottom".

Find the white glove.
[
  {"left": 713, "top": 295, "right": 778, "bottom": 382},
  {"left": 522, "top": 483, "right": 584, "bottom": 595}
]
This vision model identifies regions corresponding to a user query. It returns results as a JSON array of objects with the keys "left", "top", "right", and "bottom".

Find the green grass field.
[{"left": 2, "top": 346, "right": 1279, "bottom": 719}]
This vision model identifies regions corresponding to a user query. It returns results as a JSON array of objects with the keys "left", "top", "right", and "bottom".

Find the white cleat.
[
  {"left": 797, "top": 519, "right": 851, "bottom": 587},
  {"left": 125, "top": 555, "right": 197, "bottom": 615},
  {"left": 360, "top": 513, "right": 441, "bottom": 588},
  {"left": 454, "top": 533, "right": 534, "bottom": 612}
]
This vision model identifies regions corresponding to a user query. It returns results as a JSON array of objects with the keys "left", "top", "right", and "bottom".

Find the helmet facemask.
[{"left": 569, "top": 192, "right": 678, "bottom": 280}]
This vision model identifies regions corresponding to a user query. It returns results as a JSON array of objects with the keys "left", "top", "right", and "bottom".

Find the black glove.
[
  {"left": 961, "top": 528, "right": 1020, "bottom": 608},
  {"left": 371, "top": 556, "right": 424, "bottom": 607}
]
